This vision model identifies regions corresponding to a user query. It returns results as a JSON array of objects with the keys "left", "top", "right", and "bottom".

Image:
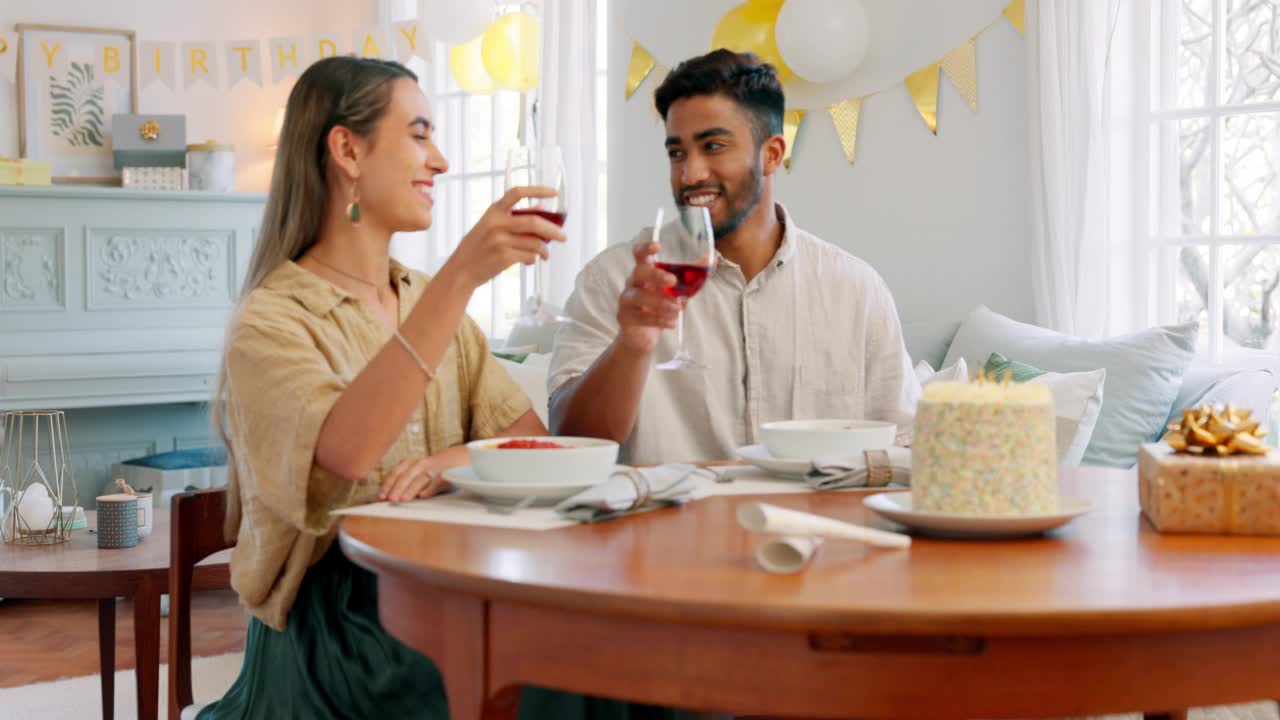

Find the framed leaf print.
[{"left": 16, "top": 24, "right": 138, "bottom": 184}]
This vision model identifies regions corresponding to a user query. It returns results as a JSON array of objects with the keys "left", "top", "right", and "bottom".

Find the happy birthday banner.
[
  {"left": 0, "top": 22, "right": 431, "bottom": 89},
  {"left": 625, "top": 0, "right": 1026, "bottom": 170}
]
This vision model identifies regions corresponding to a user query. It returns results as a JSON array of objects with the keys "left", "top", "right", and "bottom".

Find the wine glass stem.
[
  {"left": 533, "top": 255, "right": 544, "bottom": 312},
  {"left": 675, "top": 305, "right": 685, "bottom": 356}
]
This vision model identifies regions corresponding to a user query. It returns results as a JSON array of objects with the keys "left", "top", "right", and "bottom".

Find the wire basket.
[{"left": 1, "top": 411, "right": 79, "bottom": 545}]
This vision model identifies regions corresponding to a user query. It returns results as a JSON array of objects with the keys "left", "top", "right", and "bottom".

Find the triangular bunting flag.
[
  {"left": 1004, "top": 0, "right": 1026, "bottom": 33},
  {"left": 941, "top": 37, "right": 978, "bottom": 112},
  {"left": 627, "top": 42, "right": 657, "bottom": 100},
  {"left": 783, "top": 109, "right": 806, "bottom": 171},
  {"left": 905, "top": 62, "right": 941, "bottom": 135},
  {"left": 827, "top": 98, "right": 863, "bottom": 165}
]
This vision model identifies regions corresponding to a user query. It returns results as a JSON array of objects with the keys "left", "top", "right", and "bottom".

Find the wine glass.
[
  {"left": 654, "top": 205, "right": 717, "bottom": 371},
  {"left": 505, "top": 145, "right": 571, "bottom": 326}
]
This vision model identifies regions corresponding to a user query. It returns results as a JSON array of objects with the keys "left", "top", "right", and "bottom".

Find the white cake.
[{"left": 911, "top": 377, "right": 1058, "bottom": 515}]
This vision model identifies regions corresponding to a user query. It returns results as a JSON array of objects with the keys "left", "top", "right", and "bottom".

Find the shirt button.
[{"left": 409, "top": 422, "right": 422, "bottom": 434}]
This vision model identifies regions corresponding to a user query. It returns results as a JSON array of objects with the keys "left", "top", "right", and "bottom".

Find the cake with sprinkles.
[{"left": 911, "top": 374, "right": 1058, "bottom": 515}]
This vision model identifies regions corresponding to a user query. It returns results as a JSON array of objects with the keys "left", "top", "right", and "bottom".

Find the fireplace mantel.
[{"left": 0, "top": 186, "right": 265, "bottom": 411}]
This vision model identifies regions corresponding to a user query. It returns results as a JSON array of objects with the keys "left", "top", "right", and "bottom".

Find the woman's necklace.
[{"left": 311, "top": 256, "right": 388, "bottom": 303}]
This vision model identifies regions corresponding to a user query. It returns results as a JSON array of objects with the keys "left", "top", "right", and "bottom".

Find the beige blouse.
[{"left": 222, "top": 259, "right": 531, "bottom": 630}]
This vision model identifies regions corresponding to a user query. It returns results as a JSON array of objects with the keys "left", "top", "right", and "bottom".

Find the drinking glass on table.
[
  {"left": 654, "top": 205, "right": 716, "bottom": 371},
  {"left": 505, "top": 145, "right": 572, "bottom": 327}
]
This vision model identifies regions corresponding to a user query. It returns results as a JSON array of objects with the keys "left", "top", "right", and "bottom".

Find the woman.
[{"left": 203, "top": 56, "right": 674, "bottom": 720}]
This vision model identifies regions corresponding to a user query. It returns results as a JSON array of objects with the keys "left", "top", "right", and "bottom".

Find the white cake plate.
[{"left": 863, "top": 491, "right": 1092, "bottom": 539}]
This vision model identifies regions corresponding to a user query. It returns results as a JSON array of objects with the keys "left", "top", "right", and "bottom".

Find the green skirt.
[{"left": 198, "top": 546, "right": 679, "bottom": 720}]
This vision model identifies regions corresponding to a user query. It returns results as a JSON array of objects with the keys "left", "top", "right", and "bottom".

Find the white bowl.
[
  {"left": 466, "top": 436, "right": 619, "bottom": 485},
  {"left": 760, "top": 420, "right": 896, "bottom": 460}
]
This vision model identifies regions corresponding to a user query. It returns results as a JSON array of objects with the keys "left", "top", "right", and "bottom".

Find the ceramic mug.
[
  {"left": 135, "top": 492, "right": 153, "bottom": 539},
  {"left": 96, "top": 494, "right": 139, "bottom": 549}
]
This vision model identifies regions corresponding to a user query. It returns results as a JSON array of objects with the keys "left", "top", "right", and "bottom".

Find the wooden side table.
[{"left": 0, "top": 510, "right": 231, "bottom": 720}]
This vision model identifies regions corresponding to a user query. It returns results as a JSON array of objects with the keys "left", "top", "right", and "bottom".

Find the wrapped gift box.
[
  {"left": 111, "top": 114, "right": 187, "bottom": 169},
  {"left": 0, "top": 158, "right": 53, "bottom": 186},
  {"left": 1138, "top": 442, "right": 1280, "bottom": 535},
  {"left": 122, "top": 166, "right": 186, "bottom": 191}
]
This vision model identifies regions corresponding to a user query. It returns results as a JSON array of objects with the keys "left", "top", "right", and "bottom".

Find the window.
[
  {"left": 385, "top": 1, "right": 609, "bottom": 341},
  {"left": 1150, "top": 0, "right": 1280, "bottom": 362}
]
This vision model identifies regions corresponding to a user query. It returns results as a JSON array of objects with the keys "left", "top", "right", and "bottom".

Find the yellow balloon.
[
  {"left": 449, "top": 34, "right": 496, "bottom": 95},
  {"left": 481, "top": 12, "right": 541, "bottom": 92},
  {"left": 711, "top": 3, "right": 795, "bottom": 84},
  {"left": 742, "top": 0, "right": 785, "bottom": 23}
]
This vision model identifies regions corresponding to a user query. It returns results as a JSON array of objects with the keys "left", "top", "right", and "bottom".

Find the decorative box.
[
  {"left": 122, "top": 166, "right": 186, "bottom": 191},
  {"left": 1138, "top": 442, "right": 1280, "bottom": 535},
  {"left": 0, "top": 158, "right": 52, "bottom": 186},
  {"left": 187, "top": 139, "right": 236, "bottom": 192},
  {"left": 111, "top": 114, "right": 187, "bottom": 169}
]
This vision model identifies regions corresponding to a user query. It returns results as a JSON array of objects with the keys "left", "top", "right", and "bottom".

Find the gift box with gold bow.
[
  {"left": 111, "top": 114, "right": 187, "bottom": 168},
  {"left": 0, "top": 157, "right": 53, "bottom": 186},
  {"left": 1139, "top": 441, "right": 1280, "bottom": 536}
]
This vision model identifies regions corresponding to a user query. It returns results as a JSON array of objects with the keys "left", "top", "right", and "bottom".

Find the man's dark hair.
[{"left": 654, "top": 49, "right": 785, "bottom": 146}]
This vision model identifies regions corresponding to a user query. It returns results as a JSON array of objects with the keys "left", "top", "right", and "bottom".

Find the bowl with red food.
[{"left": 465, "top": 436, "right": 620, "bottom": 486}]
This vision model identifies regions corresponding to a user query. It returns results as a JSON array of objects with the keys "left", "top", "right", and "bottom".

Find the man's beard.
[{"left": 676, "top": 158, "right": 766, "bottom": 241}]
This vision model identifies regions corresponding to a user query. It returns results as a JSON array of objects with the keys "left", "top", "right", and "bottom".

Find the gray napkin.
[
  {"left": 555, "top": 464, "right": 709, "bottom": 522},
  {"left": 806, "top": 447, "right": 912, "bottom": 491}
]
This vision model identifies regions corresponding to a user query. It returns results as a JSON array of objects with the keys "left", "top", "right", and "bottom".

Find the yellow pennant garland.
[
  {"left": 623, "top": 1, "right": 1026, "bottom": 169},
  {"left": 941, "top": 37, "right": 978, "bottom": 112},
  {"left": 626, "top": 42, "right": 657, "bottom": 100},
  {"left": 905, "top": 62, "right": 941, "bottom": 135},
  {"left": 827, "top": 97, "right": 863, "bottom": 165},
  {"left": 782, "top": 108, "right": 805, "bottom": 171},
  {"left": 1004, "top": 0, "right": 1026, "bottom": 33}
]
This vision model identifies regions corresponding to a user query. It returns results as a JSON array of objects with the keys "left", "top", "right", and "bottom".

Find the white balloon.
[
  {"left": 420, "top": 0, "right": 495, "bottom": 45},
  {"left": 776, "top": 0, "right": 871, "bottom": 85}
]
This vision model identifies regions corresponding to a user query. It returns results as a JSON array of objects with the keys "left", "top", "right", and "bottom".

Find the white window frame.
[{"left": 1147, "top": 0, "right": 1280, "bottom": 364}]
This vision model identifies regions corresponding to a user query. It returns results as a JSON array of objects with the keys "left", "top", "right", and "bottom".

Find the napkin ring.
[
  {"left": 623, "top": 469, "right": 651, "bottom": 511},
  {"left": 864, "top": 449, "right": 893, "bottom": 487}
]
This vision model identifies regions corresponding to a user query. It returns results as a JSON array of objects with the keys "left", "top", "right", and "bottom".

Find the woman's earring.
[{"left": 346, "top": 186, "right": 361, "bottom": 224}]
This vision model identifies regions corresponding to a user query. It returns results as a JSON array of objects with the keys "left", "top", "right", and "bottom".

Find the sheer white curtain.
[
  {"left": 537, "top": 0, "right": 601, "bottom": 310},
  {"left": 1027, "top": 0, "right": 1130, "bottom": 339}
]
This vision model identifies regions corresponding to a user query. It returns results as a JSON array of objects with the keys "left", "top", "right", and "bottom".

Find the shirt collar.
[
  {"left": 714, "top": 203, "right": 800, "bottom": 276},
  {"left": 263, "top": 258, "right": 415, "bottom": 317}
]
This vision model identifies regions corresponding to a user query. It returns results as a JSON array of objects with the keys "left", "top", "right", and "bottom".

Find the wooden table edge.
[{"left": 338, "top": 522, "right": 1280, "bottom": 638}]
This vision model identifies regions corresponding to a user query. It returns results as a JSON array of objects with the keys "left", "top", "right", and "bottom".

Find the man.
[{"left": 549, "top": 50, "right": 919, "bottom": 465}]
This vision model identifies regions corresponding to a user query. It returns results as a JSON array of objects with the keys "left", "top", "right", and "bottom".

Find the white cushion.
[
  {"left": 1027, "top": 368, "right": 1107, "bottom": 467},
  {"left": 914, "top": 358, "right": 969, "bottom": 386},
  {"left": 495, "top": 353, "right": 551, "bottom": 427},
  {"left": 181, "top": 703, "right": 209, "bottom": 720}
]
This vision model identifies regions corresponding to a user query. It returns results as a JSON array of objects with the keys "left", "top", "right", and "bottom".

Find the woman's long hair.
[{"left": 212, "top": 56, "right": 417, "bottom": 537}]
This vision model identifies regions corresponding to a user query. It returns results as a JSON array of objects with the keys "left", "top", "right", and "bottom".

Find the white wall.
[
  {"left": 0, "top": 0, "right": 378, "bottom": 192},
  {"left": 607, "top": 2, "right": 1035, "bottom": 326}
]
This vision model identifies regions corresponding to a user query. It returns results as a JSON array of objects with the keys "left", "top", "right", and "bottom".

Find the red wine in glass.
[
  {"left": 655, "top": 261, "right": 709, "bottom": 299},
  {"left": 511, "top": 208, "right": 567, "bottom": 243}
]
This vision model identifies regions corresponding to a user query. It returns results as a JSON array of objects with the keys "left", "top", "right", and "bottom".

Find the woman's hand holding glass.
[{"left": 441, "top": 186, "right": 566, "bottom": 292}]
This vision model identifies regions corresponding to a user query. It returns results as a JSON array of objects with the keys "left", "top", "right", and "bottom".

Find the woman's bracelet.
[{"left": 393, "top": 329, "right": 435, "bottom": 382}]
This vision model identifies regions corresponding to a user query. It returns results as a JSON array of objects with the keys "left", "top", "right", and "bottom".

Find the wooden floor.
[{"left": 0, "top": 591, "right": 248, "bottom": 688}]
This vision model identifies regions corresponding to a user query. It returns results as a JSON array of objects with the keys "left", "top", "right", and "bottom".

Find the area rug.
[{"left": 0, "top": 652, "right": 242, "bottom": 720}]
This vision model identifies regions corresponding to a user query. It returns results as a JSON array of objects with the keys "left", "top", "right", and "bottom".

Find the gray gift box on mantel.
[{"left": 111, "top": 114, "right": 187, "bottom": 168}]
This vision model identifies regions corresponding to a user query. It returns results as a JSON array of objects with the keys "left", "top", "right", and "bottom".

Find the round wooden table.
[
  {"left": 0, "top": 510, "right": 231, "bottom": 720},
  {"left": 340, "top": 467, "right": 1280, "bottom": 720}
]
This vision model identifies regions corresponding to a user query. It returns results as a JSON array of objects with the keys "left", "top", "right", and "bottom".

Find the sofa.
[{"left": 498, "top": 307, "right": 1279, "bottom": 468}]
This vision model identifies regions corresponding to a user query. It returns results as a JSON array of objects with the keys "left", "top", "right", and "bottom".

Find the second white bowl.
[{"left": 760, "top": 420, "right": 896, "bottom": 460}]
